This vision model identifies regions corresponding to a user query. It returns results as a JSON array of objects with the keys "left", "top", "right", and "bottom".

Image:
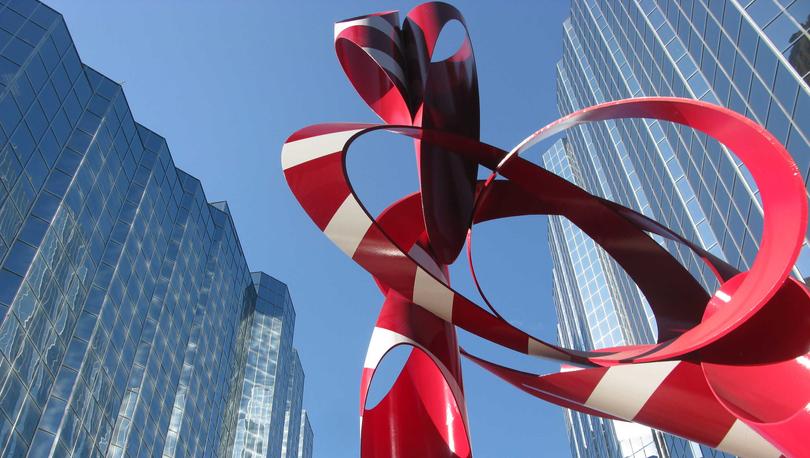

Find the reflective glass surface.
[
  {"left": 297, "top": 410, "right": 313, "bottom": 458},
  {"left": 543, "top": 0, "right": 809, "bottom": 455},
  {"left": 0, "top": 1, "right": 313, "bottom": 456},
  {"left": 229, "top": 273, "right": 299, "bottom": 458}
]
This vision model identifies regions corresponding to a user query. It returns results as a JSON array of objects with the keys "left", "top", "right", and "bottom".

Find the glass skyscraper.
[
  {"left": 230, "top": 273, "right": 309, "bottom": 458},
  {"left": 0, "top": 0, "right": 313, "bottom": 456},
  {"left": 297, "top": 410, "right": 313, "bottom": 458},
  {"left": 545, "top": 0, "right": 808, "bottom": 457},
  {"left": 280, "top": 349, "right": 304, "bottom": 458}
]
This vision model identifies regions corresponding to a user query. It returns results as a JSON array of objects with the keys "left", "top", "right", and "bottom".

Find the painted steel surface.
[{"left": 282, "top": 3, "right": 809, "bottom": 457}]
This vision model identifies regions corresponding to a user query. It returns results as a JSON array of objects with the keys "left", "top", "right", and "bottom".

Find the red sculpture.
[{"left": 282, "top": 3, "right": 810, "bottom": 457}]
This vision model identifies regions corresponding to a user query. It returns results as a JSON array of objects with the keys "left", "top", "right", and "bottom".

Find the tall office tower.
[
  {"left": 545, "top": 140, "right": 724, "bottom": 458},
  {"left": 281, "top": 350, "right": 304, "bottom": 458},
  {"left": 546, "top": 0, "right": 809, "bottom": 457},
  {"left": 545, "top": 140, "right": 673, "bottom": 458},
  {"left": 297, "top": 410, "right": 313, "bottom": 458},
  {"left": 230, "top": 273, "right": 298, "bottom": 458},
  {"left": 0, "top": 1, "right": 312, "bottom": 456}
]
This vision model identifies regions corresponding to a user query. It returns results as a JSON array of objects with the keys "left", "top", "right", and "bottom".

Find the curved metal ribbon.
[{"left": 283, "top": 3, "right": 810, "bottom": 457}]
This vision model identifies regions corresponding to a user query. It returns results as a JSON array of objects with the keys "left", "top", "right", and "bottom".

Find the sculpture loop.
[{"left": 282, "top": 3, "right": 810, "bottom": 457}]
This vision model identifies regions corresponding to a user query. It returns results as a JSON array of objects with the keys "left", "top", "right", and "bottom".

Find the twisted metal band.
[{"left": 282, "top": 4, "right": 809, "bottom": 457}]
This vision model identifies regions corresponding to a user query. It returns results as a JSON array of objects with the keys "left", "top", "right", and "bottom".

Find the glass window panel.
[
  {"left": 0, "top": 55, "right": 20, "bottom": 86},
  {"left": 31, "top": 4, "right": 57, "bottom": 29},
  {"left": 29, "top": 430, "right": 56, "bottom": 456},
  {"left": 688, "top": 72, "right": 710, "bottom": 97},
  {"left": 0, "top": 8, "right": 25, "bottom": 34},
  {"left": 3, "top": 431, "right": 27, "bottom": 457},
  {"left": 737, "top": 20, "right": 758, "bottom": 61},
  {"left": 747, "top": 77, "right": 771, "bottom": 122},
  {"left": 3, "top": 36, "right": 33, "bottom": 66},
  {"left": 24, "top": 150, "right": 48, "bottom": 187},
  {"left": 767, "top": 12, "right": 803, "bottom": 53},
  {"left": 77, "top": 111, "right": 101, "bottom": 135},
  {"left": 793, "top": 88, "right": 810, "bottom": 138},
  {"left": 746, "top": 0, "right": 780, "bottom": 26},
  {"left": 39, "top": 38, "right": 60, "bottom": 73},
  {"left": 7, "top": 0, "right": 38, "bottom": 17},
  {"left": 38, "top": 134, "right": 60, "bottom": 169},
  {"left": 31, "top": 191, "right": 59, "bottom": 221},
  {"left": 19, "top": 216, "right": 48, "bottom": 246},
  {"left": 754, "top": 39, "right": 778, "bottom": 87},
  {"left": 64, "top": 338, "right": 87, "bottom": 369},
  {"left": 55, "top": 150, "right": 80, "bottom": 176},
  {"left": 49, "top": 109, "right": 71, "bottom": 148},
  {"left": 50, "top": 22, "right": 71, "bottom": 54},
  {"left": 0, "top": 26, "right": 11, "bottom": 51},
  {"left": 773, "top": 64, "right": 799, "bottom": 117},
  {"left": 62, "top": 48, "right": 82, "bottom": 82},
  {"left": 15, "top": 395, "right": 41, "bottom": 442},
  {"left": 50, "top": 66, "right": 70, "bottom": 104},
  {"left": 766, "top": 104, "right": 791, "bottom": 141},
  {"left": 38, "top": 83, "right": 61, "bottom": 123},
  {"left": 10, "top": 72, "right": 35, "bottom": 112},
  {"left": 4, "top": 241, "right": 35, "bottom": 276},
  {"left": 677, "top": 54, "right": 698, "bottom": 78},
  {"left": 787, "top": 129, "right": 810, "bottom": 178},
  {"left": 43, "top": 169, "right": 70, "bottom": 197},
  {"left": 24, "top": 54, "right": 47, "bottom": 91},
  {"left": 74, "top": 73, "right": 92, "bottom": 106},
  {"left": 67, "top": 129, "right": 91, "bottom": 154},
  {"left": 62, "top": 91, "right": 82, "bottom": 125},
  {"left": 17, "top": 21, "right": 45, "bottom": 46},
  {"left": 786, "top": 1, "right": 809, "bottom": 21},
  {"left": 0, "top": 372, "right": 24, "bottom": 418},
  {"left": 25, "top": 102, "right": 48, "bottom": 142},
  {"left": 10, "top": 122, "right": 35, "bottom": 162},
  {"left": 0, "top": 94, "right": 22, "bottom": 136}
]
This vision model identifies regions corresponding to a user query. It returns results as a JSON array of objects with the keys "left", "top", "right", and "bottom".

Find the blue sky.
[{"left": 47, "top": 1, "right": 574, "bottom": 456}]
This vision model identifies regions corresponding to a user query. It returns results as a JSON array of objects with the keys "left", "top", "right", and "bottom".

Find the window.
[
  {"left": 792, "top": 89, "right": 810, "bottom": 139},
  {"left": 0, "top": 25, "right": 12, "bottom": 51},
  {"left": 26, "top": 103, "right": 48, "bottom": 143},
  {"left": 748, "top": 79, "right": 772, "bottom": 124},
  {"left": 3, "top": 36, "right": 33, "bottom": 66},
  {"left": 4, "top": 241, "right": 35, "bottom": 276},
  {"left": 24, "top": 151, "right": 48, "bottom": 188},
  {"left": 746, "top": 0, "right": 780, "bottom": 27},
  {"left": 0, "top": 92, "right": 21, "bottom": 135},
  {"left": 0, "top": 373, "right": 25, "bottom": 418},
  {"left": 29, "top": 430, "right": 56, "bottom": 457},
  {"left": 19, "top": 216, "right": 48, "bottom": 247},
  {"left": 753, "top": 40, "right": 778, "bottom": 88},
  {"left": 40, "top": 397, "right": 67, "bottom": 434},
  {"left": 766, "top": 104, "right": 790, "bottom": 141},
  {"left": 11, "top": 122, "right": 35, "bottom": 163},
  {"left": 688, "top": 72, "right": 710, "bottom": 98},
  {"left": 0, "top": 8, "right": 25, "bottom": 35},
  {"left": 39, "top": 39, "right": 60, "bottom": 73},
  {"left": 31, "top": 191, "right": 59, "bottom": 221},
  {"left": 11, "top": 72, "right": 35, "bottom": 112},
  {"left": 24, "top": 54, "right": 47, "bottom": 92},
  {"left": 0, "top": 55, "right": 20, "bottom": 86},
  {"left": 44, "top": 169, "right": 70, "bottom": 197}
]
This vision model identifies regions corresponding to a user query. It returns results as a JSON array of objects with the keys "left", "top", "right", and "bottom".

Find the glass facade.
[
  {"left": 280, "top": 350, "right": 304, "bottom": 458},
  {"left": 546, "top": 0, "right": 809, "bottom": 457},
  {"left": 229, "top": 273, "right": 303, "bottom": 458},
  {"left": 0, "top": 0, "right": 313, "bottom": 456},
  {"left": 546, "top": 140, "right": 666, "bottom": 458},
  {"left": 297, "top": 410, "right": 313, "bottom": 458}
]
